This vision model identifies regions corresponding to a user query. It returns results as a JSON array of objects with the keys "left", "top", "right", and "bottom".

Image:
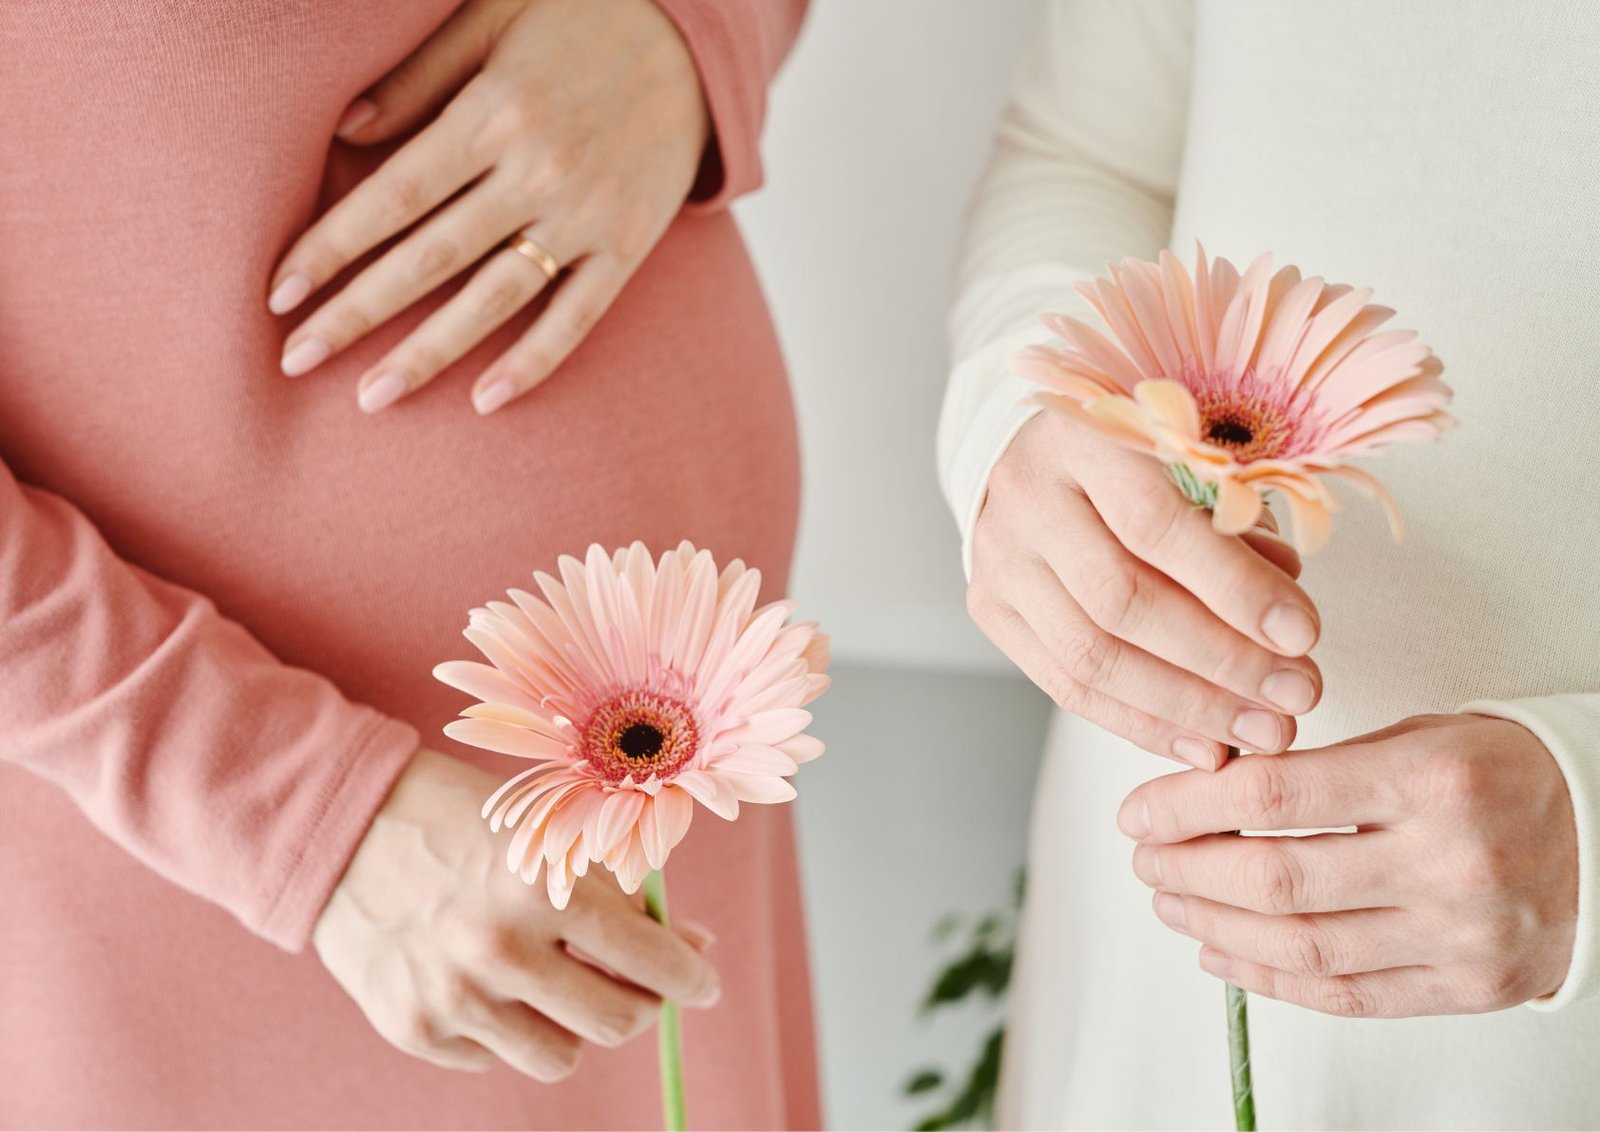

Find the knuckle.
[
  {"left": 408, "top": 238, "right": 462, "bottom": 282},
  {"left": 387, "top": 1011, "right": 438, "bottom": 1055},
  {"left": 1319, "top": 978, "right": 1375, "bottom": 1018},
  {"left": 1281, "top": 923, "right": 1335, "bottom": 977},
  {"left": 436, "top": 972, "right": 477, "bottom": 1018},
  {"left": 1230, "top": 761, "right": 1295, "bottom": 829},
  {"left": 482, "top": 276, "right": 532, "bottom": 322},
  {"left": 1077, "top": 558, "right": 1148, "bottom": 635},
  {"left": 327, "top": 303, "right": 375, "bottom": 343},
  {"left": 1248, "top": 842, "right": 1308, "bottom": 915},
  {"left": 1466, "top": 965, "right": 1526, "bottom": 1012},
  {"left": 1040, "top": 669, "right": 1082, "bottom": 712},
  {"left": 964, "top": 584, "right": 993, "bottom": 625},
  {"left": 1057, "top": 624, "right": 1118, "bottom": 688},
  {"left": 379, "top": 175, "right": 426, "bottom": 222},
  {"left": 552, "top": 302, "right": 603, "bottom": 344},
  {"left": 1423, "top": 749, "right": 1494, "bottom": 816},
  {"left": 466, "top": 922, "right": 521, "bottom": 970},
  {"left": 1456, "top": 838, "right": 1517, "bottom": 897},
  {"left": 985, "top": 448, "right": 1029, "bottom": 502},
  {"left": 595, "top": 1002, "right": 653, "bottom": 1048},
  {"left": 1119, "top": 477, "right": 1186, "bottom": 557}
]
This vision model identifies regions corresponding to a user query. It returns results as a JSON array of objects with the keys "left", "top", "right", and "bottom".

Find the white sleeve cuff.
[
  {"left": 1458, "top": 693, "right": 1600, "bottom": 1011},
  {"left": 935, "top": 354, "right": 1042, "bottom": 582}
]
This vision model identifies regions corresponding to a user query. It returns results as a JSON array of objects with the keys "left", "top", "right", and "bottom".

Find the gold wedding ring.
[{"left": 508, "top": 233, "right": 561, "bottom": 281}]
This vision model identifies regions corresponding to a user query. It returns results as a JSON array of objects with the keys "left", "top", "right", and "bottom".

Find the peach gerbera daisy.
[
  {"left": 434, "top": 541, "right": 830, "bottom": 909},
  {"left": 1013, "top": 246, "right": 1453, "bottom": 551}
]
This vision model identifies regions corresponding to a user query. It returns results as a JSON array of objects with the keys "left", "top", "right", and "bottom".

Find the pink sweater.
[{"left": 0, "top": 2, "right": 815, "bottom": 1127}]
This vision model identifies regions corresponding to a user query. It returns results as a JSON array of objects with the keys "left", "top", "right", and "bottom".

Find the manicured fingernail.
[
  {"left": 1231, "top": 709, "right": 1282, "bottom": 753},
  {"left": 1118, "top": 797, "right": 1151, "bottom": 840},
  {"left": 691, "top": 975, "right": 722, "bottom": 1009},
  {"left": 1199, "top": 948, "right": 1234, "bottom": 980},
  {"left": 1261, "top": 602, "right": 1318, "bottom": 655},
  {"left": 1261, "top": 669, "right": 1316, "bottom": 713},
  {"left": 473, "top": 379, "right": 515, "bottom": 415},
  {"left": 268, "top": 271, "right": 313, "bottom": 315},
  {"left": 1131, "top": 844, "right": 1162, "bottom": 886},
  {"left": 1153, "top": 891, "right": 1186, "bottom": 930},
  {"left": 1173, "top": 736, "right": 1221, "bottom": 770},
  {"left": 281, "top": 336, "right": 331, "bottom": 377},
  {"left": 335, "top": 98, "right": 379, "bottom": 138},
  {"left": 358, "top": 371, "right": 408, "bottom": 413}
]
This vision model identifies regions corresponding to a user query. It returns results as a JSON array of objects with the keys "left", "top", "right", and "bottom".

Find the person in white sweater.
[{"left": 939, "top": 2, "right": 1600, "bottom": 1127}]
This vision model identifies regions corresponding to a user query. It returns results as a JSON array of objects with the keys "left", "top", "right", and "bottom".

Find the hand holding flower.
[
  {"left": 313, "top": 748, "right": 718, "bottom": 1080},
  {"left": 1120, "top": 713, "right": 1579, "bottom": 1016},
  {"left": 969, "top": 407, "right": 1323, "bottom": 771}
]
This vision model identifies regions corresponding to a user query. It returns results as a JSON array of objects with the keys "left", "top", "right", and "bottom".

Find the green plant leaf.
[{"left": 904, "top": 1068, "right": 944, "bottom": 1096}]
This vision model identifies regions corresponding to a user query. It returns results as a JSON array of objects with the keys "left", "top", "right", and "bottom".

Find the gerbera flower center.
[
  {"left": 1192, "top": 383, "right": 1297, "bottom": 463},
  {"left": 581, "top": 688, "right": 699, "bottom": 784}
]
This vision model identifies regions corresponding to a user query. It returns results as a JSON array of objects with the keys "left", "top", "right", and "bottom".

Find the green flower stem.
[
  {"left": 1221, "top": 742, "right": 1256, "bottom": 1130},
  {"left": 1172, "top": 467, "right": 1260, "bottom": 1128},
  {"left": 1227, "top": 980, "right": 1255, "bottom": 1131},
  {"left": 642, "top": 870, "right": 687, "bottom": 1132}
]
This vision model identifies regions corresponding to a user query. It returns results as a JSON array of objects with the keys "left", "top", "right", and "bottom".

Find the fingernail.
[
  {"left": 1261, "top": 602, "right": 1318, "bottom": 655},
  {"left": 1153, "top": 891, "right": 1186, "bottom": 930},
  {"left": 358, "top": 371, "right": 408, "bottom": 414},
  {"left": 267, "top": 271, "right": 313, "bottom": 315},
  {"left": 473, "top": 378, "right": 515, "bottom": 415},
  {"left": 1231, "top": 709, "right": 1283, "bottom": 753},
  {"left": 1131, "top": 844, "right": 1162, "bottom": 886},
  {"left": 692, "top": 976, "right": 722, "bottom": 1009},
  {"left": 1261, "top": 669, "right": 1316, "bottom": 713},
  {"left": 678, "top": 920, "right": 717, "bottom": 951},
  {"left": 1118, "top": 797, "right": 1151, "bottom": 840},
  {"left": 281, "top": 336, "right": 331, "bottom": 377},
  {"left": 1199, "top": 948, "right": 1234, "bottom": 980},
  {"left": 1173, "top": 736, "right": 1221, "bottom": 770},
  {"left": 335, "top": 98, "right": 379, "bottom": 138}
]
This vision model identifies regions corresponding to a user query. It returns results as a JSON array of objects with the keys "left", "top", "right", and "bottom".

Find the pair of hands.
[
  {"left": 303, "top": 0, "right": 724, "bottom": 1082},
  {"left": 972, "top": 410, "right": 1579, "bottom": 1016}
]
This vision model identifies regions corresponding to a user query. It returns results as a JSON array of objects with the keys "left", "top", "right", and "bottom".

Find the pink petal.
[
  {"left": 779, "top": 734, "right": 826, "bottom": 764},
  {"left": 655, "top": 786, "right": 695, "bottom": 853},
  {"left": 1132, "top": 379, "right": 1201, "bottom": 438},
  {"left": 443, "top": 717, "right": 574, "bottom": 762},
  {"left": 720, "top": 772, "right": 799, "bottom": 805},
  {"left": 674, "top": 769, "right": 740, "bottom": 821},
  {"left": 594, "top": 789, "right": 646, "bottom": 857},
  {"left": 712, "top": 743, "right": 799, "bottom": 776},
  {"left": 1211, "top": 476, "right": 1265, "bottom": 534},
  {"left": 721, "top": 707, "right": 812, "bottom": 746}
]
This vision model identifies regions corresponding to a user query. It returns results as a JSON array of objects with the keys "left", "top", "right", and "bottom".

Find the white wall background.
[
  {"left": 737, "top": 0, "right": 1045, "bottom": 676},
  {"left": 733, "top": 2, "right": 1053, "bottom": 1128}
]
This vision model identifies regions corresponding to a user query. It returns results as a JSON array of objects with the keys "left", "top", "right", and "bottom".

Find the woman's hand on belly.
[
  {"left": 967, "top": 411, "right": 1323, "bottom": 771},
  {"left": 312, "top": 748, "right": 719, "bottom": 1079},
  {"left": 267, "top": 0, "right": 709, "bottom": 416},
  {"left": 1120, "top": 712, "right": 1579, "bottom": 1017}
]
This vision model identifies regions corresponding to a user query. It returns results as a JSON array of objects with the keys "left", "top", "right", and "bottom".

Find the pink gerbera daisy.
[
  {"left": 1012, "top": 246, "right": 1453, "bottom": 551},
  {"left": 434, "top": 541, "right": 830, "bottom": 909}
]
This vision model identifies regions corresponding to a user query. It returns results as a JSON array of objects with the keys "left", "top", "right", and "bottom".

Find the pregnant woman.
[{"left": 0, "top": 1, "right": 814, "bottom": 1127}]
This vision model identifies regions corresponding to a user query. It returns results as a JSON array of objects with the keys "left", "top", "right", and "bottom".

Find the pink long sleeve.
[
  {"left": 0, "top": 457, "right": 419, "bottom": 951},
  {"left": 654, "top": 0, "right": 809, "bottom": 209}
]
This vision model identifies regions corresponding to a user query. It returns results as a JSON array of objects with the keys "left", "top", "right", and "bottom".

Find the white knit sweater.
[{"left": 939, "top": 1, "right": 1600, "bottom": 1125}]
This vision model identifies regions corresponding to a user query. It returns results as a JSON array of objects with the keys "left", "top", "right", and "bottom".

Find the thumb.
[{"left": 334, "top": 2, "right": 506, "bottom": 143}]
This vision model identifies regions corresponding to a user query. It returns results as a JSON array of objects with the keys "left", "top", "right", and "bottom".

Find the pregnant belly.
[{"left": 2, "top": 210, "right": 799, "bottom": 748}]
